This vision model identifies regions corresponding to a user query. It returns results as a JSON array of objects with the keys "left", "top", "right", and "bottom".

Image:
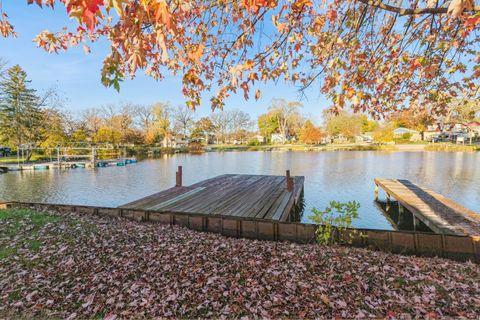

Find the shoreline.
[
  {"left": 205, "top": 143, "right": 479, "bottom": 153},
  {"left": 0, "top": 143, "right": 478, "bottom": 166}
]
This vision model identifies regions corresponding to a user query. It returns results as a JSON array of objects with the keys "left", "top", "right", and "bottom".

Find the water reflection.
[
  {"left": 289, "top": 190, "right": 305, "bottom": 222},
  {"left": 374, "top": 200, "right": 433, "bottom": 232},
  {"left": 0, "top": 151, "right": 479, "bottom": 230}
]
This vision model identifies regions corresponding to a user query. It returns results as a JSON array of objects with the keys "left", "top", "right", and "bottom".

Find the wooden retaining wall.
[{"left": 1, "top": 201, "right": 479, "bottom": 263}]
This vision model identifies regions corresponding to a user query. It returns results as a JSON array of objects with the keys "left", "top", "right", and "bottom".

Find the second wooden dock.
[
  {"left": 120, "top": 170, "right": 304, "bottom": 221},
  {"left": 375, "top": 178, "right": 480, "bottom": 236}
]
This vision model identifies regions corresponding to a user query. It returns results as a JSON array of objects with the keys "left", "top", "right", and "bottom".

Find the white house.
[
  {"left": 393, "top": 127, "right": 422, "bottom": 141},
  {"left": 271, "top": 133, "right": 286, "bottom": 144},
  {"left": 255, "top": 135, "right": 266, "bottom": 143}
]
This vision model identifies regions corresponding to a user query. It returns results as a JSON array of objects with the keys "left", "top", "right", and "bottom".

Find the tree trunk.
[{"left": 25, "top": 149, "right": 32, "bottom": 162}]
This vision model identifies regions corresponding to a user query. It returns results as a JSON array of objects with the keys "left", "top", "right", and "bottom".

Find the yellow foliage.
[
  {"left": 144, "top": 130, "right": 156, "bottom": 145},
  {"left": 373, "top": 125, "right": 394, "bottom": 142}
]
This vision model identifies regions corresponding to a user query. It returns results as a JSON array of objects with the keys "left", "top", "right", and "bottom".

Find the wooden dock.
[
  {"left": 0, "top": 158, "right": 137, "bottom": 172},
  {"left": 374, "top": 178, "right": 480, "bottom": 236},
  {"left": 120, "top": 169, "right": 304, "bottom": 221}
]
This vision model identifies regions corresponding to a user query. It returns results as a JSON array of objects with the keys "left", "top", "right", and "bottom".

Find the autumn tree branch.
[{"left": 355, "top": 0, "right": 480, "bottom": 15}]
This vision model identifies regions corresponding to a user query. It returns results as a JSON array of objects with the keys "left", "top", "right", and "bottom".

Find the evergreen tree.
[{"left": 0, "top": 65, "right": 42, "bottom": 148}]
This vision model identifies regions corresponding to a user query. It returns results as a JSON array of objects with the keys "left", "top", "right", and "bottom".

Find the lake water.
[{"left": 0, "top": 151, "right": 479, "bottom": 230}]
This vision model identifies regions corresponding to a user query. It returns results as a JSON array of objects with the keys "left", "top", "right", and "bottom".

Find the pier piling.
[
  {"left": 176, "top": 166, "right": 183, "bottom": 187},
  {"left": 286, "top": 170, "right": 293, "bottom": 192}
]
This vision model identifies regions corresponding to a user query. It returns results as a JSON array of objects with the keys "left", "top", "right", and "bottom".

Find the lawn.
[
  {"left": 0, "top": 155, "right": 52, "bottom": 164},
  {"left": 0, "top": 208, "right": 479, "bottom": 318}
]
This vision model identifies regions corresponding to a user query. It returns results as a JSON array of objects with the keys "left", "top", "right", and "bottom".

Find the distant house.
[
  {"left": 331, "top": 134, "right": 348, "bottom": 144},
  {"left": 255, "top": 135, "right": 266, "bottom": 143},
  {"left": 393, "top": 127, "right": 422, "bottom": 141},
  {"left": 465, "top": 121, "right": 480, "bottom": 142},
  {"left": 355, "top": 134, "right": 373, "bottom": 143},
  {"left": 0, "top": 146, "right": 11, "bottom": 157},
  {"left": 424, "top": 124, "right": 441, "bottom": 141},
  {"left": 466, "top": 121, "right": 480, "bottom": 135},
  {"left": 440, "top": 122, "right": 468, "bottom": 142},
  {"left": 423, "top": 121, "right": 479, "bottom": 143},
  {"left": 393, "top": 127, "right": 417, "bottom": 136},
  {"left": 162, "top": 135, "right": 180, "bottom": 148},
  {"left": 271, "top": 133, "right": 286, "bottom": 144}
]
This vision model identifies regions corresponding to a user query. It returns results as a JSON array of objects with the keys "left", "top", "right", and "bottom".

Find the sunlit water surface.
[{"left": 1, "top": 151, "right": 479, "bottom": 230}]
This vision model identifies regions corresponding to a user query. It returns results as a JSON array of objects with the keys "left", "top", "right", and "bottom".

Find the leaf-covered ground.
[{"left": 0, "top": 208, "right": 479, "bottom": 319}]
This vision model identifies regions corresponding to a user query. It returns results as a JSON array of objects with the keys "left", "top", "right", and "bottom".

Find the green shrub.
[
  {"left": 401, "top": 132, "right": 412, "bottom": 140},
  {"left": 393, "top": 132, "right": 413, "bottom": 144},
  {"left": 309, "top": 200, "right": 361, "bottom": 245},
  {"left": 247, "top": 139, "right": 261, "bottom": 146}
]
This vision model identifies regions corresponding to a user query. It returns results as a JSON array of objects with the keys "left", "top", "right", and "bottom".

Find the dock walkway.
[
  {"left": 374, "top": 178, "right": 480, "bottom": 236},
  {"left": 120, "top": 173, "right": 304, "bottom": 221}
]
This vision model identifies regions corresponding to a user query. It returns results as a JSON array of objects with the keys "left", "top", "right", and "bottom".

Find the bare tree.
[
  {"left": 229, "top": 109, "right": 252, "bottom": 143},
  {"left": 116, "top": 102, "right": 136, "bottom": 143},
  {"left": 269, "top": 99, "right": 303, "bottom": 143},
  {"left": 101, "top": 104, "right": 117, "bottom": 129},
  {"left": 172, "top": 105, "right": 194, "bottom": 139},
  {"left": 210, "top": 110, "right": 231, "bottom": 144},
  {"left": 136, "top": 105, "right": 154, "bottom": 133},
  {"left": 81, "top": 108, "right": 103, "bottom": 139}
]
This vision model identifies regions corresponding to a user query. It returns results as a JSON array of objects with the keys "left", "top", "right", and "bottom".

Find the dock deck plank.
[
  {"left": 120, "top": 174, "right": 304, "bottom": 221},
  {"left": 375, "top": 178, "right": 480, "bottom": 236}
]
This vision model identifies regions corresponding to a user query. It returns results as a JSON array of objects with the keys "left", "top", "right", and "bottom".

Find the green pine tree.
[{"left": 0, "top": 65, "right": 42, "bottom": 150}]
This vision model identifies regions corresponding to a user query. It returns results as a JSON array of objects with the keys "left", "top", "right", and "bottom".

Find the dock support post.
[
  {"left": 385, "top": 193, "right": 391, "bottom": 210},
  {"left": 397, "top": 202, "right": 405, "bottom": 226},
  {"left": 413, "top": 215, "right": 420, "bottom": 231},
  {"left": 286, "top": 170, "right": 293, "bottom": 192},
  {"left": 176, "top": 166, "right": 183, "bottom": 187},
  {"left": 374, "top": 184, "right": 378, "bottom": 201},
  {"left": 91, "top": 146, "right": 96, "bottom": 168}
]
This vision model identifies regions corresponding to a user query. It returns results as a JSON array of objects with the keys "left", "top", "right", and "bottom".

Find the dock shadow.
[
  {"left": 288, "top": 191, "right": 305, "bottom": 223},
  {"left": 374, "top": 200, "right": 433, "bottom": 233}
]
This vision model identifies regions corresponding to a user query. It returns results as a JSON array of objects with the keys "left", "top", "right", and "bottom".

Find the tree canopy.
[
  {"left": 1, "top": 0, "right": 479, "bottom": 116},
  {"left": 0, "top": 65, "right": 43, "bottom": 147}
]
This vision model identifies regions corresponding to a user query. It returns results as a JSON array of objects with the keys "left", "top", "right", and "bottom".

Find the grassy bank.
[
  {"left": 424, "top": 144, "right": 480, "bottom": 152},
  {"left": 0, "top": 208, "right": 479, "bottom": 318},
  {"left": 208, "top": 143, "right": 397, "bottom": 152},
  {"left": 0, "top": 155, "right": 52, "bottom": 165}
]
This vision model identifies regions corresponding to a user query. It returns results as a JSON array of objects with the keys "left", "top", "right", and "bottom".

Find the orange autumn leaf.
[
  {"left": 7, "top": 0, "right": 480, "bottom": 114},
  {"left": 187, "top": 44, "right": 205, "bottom": 62}
]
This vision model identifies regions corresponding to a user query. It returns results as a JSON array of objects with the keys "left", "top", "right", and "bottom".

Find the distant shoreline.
[
  {"left": 0, "top": 143, "right": 478, "bottom": 166},
  {"left": 205, "top": 143, "right": 479, "bottom": 153}
]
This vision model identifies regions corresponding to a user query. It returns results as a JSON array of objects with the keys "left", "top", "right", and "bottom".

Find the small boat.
[{"left": 33, "top": 165, "right": 49, "bottom": 170}]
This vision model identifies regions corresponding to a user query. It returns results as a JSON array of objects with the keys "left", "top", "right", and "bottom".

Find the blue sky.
[{"left": 0, "top": 1, "right": 330, "bottom": 121}]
